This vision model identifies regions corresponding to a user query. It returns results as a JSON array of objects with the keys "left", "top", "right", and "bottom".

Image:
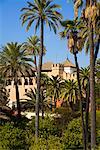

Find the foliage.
[
  {"left": 30, "top": 135, "right": 64, "bottom": 150},
  {"left": 47, "top": 75, "right": 63, "bottom": 108},
  {"left": 0, "top": 42, "right": 34, "bottom": 78},
  {"left": 29, "top": 116, "right": 62, "bottom": 138},
  {"left": 20, "top": 0, "right": 62, "bottom": 33},
  {"left": 62, "top": 118, "right": 83, "bottom": 149},
  {"left": 0, "top": 123, "right": 31, "bottom": 150},
  {"left": 39, "top": 116, "right": 61, "bottom": 138},
  {"left": 61, "top": 79, "right": 78, "bottom": 105},
  {"left": 96, "top": 111, "right": 100, "bottom": 146},
  {"left": 54, "top": 106, "right": 80, "bottom": 129}
]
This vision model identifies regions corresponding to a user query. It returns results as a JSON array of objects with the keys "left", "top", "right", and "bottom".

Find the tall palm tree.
[
  {"left": 40, "top": 73, "right": 50, "bottom": 119},
  {"left": 60, "top": 20, "right": 87, "bottom": 150},
  {"left": 80, "top": 67, "right": 90, "bottom": 147},
  {"left": 47, "top": 75, "right": 62, "bottom": 108},
  {"left": 20, "top": 0, "right": 62, "bottom": 139},
  {"left": 74, "top": 1, "right": 100, "bottom": 148},
  {"left": 0, "top": 42, "right": 34, "bottom": 118},
  {"left": 61, "top": 79, "right": 78, "bottom": 110}
]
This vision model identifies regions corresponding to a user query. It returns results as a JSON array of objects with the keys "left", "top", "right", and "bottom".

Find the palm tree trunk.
[
  {"left": 54, "top": 89, "right": 56, "bottom": 108},
  {"left": 94, "top": 36, "right": 100, "bottom": 65},
  {"left": 54, "top": 95, "right": 56, "bottom": 108},
  {"left": 15, "top": 79, "right": 21, "bottom": 118},
  {"left": 41, "top": 89, "right": 44, "bottom": 119},
  {"left": 35, "top": 18, "right": 44, "bottom": 141},
  {"left": 85, "top": 79, "right": 90, "bottom": 148},
  {"left": 89, "top": 22, "right": 96, "bottom": 149},
  {"left": 34, "top": 56, "right": 37, "bottom": 72},
  {"left": 74, "top": 52, "right": 87, "bottom": 150}
]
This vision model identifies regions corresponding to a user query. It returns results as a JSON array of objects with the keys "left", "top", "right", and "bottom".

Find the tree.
[
  {"left": 61, "top": 79, "right": 78, "bottom": 110},
  {"left": 20, "top": 0, "right": 62, "bottom": 140},
  {"left": 21, "top": 88, "right": 36, "bottom": 111},
  {"left": 0, "top": 75, "right": 12, "bottom": 122},
  {"left": 23, "top": 35, "right": 46, "bottom": 72},
  {"left": 60, "top": 20, "right": 86, "bottom": 150},
  {"left": 47, "top": 75, "right": 62, "bottom": 109},
  {"left": 40, "top": 73, "right": 50, "bottom": 119},
  {"left": 0, "top": 42, "right": 34, "bottom": 118},
  {"left": 80, "top": 67, "right": 90, "bottom": 148},
  {"left": 23, "top": 35, "right": 40, "bottom": 71},
  {"left": 74, "top": 1, "right": 100, "bottom": 148}
]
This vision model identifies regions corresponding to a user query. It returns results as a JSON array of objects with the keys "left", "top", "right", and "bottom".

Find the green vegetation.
[{"left": 0, "top": 0, "right": 100, "bottom": 149}]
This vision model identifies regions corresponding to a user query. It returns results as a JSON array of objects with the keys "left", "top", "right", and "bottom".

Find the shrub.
[
  {"left": 39, "top": 116, "right": 62, "bottom": 138},
  {"left": 30, "top": 135, "right": 64, "bottom": 150},
  {"left": 0, "top": 123, "right": 30, "bottom": 150},
  {"left": 62, "top": 118, "right": 83, "bottom": 149},
  {"left": 54, "top": 107, "right": 80, "bottom": 129}
]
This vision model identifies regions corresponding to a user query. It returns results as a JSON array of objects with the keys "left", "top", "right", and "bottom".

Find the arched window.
[
  {"left": 18, "top": 79, "right": 22, "bottom": 85},
  {"left": 29, "top": 78, "right": 33, "bottom": 85},
  {"left": 24, "top": 78, "right": 28, "bottom": 85}
]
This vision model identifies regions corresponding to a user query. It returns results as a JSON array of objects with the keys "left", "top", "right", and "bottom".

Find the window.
[
  {"left": 29, "top": 78, "right": 33, "bottom": 85},
  {"left": 6, "top": 79, "right": 11, "bottom": 86},
  {"left": 18, "top": 79, "right": 22, "bottom": 85},
  {"left": 8, "top": 89, "right": 10, "bottom": 92},
  {"left": 25, "top": 89, "right": 27, "bottom": 92},
  {"left": 24, "top": 79, "right": 28, "bottom": 85}
]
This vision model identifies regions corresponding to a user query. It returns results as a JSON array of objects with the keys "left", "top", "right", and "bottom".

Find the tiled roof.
[{"left": 63, "top": 58, "right": 75, "bottom": 67}]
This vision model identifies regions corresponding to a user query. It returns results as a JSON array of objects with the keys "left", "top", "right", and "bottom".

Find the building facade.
[{"left": 6, "top": 58, "right": 77, "bottom": 107}]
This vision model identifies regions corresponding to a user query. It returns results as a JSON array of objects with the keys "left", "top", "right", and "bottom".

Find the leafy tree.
[
  {"left": 0, "top": 42, "right": 34, "bottom": 118},
  {"left": 61, "top": 79, "right": 78, "bottom": 110},
  {"left": 21, "top": 88, "right": 36, "bottom": 111},
  {"left": 23, "top": 35, "right": 46, "bottom": 72},
  {"left": 0, "top": 75, "right": 12, "bottom": 123},
  {"left": 23, "top": 35, "right": 40, "bottom": 71},
  {"left": 80, "top": 67, "right": 90, "bottom": 147},
  {"left": 40, "top": 73, "right": 50, "bottom": 118},
  {"left": 20, "top": 0, "right": 62, "bottom": 139},
  {"left": 47, "top": 75, "right": 62, "bottom": 108},
  {"left": 60, "top": 19, "right": 86, "bottom": 149},
  {"left": 74, "top": 1, "right": 100, "bottom": 148}
]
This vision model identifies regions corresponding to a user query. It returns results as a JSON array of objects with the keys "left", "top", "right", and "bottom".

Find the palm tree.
[
  {"left": 20, "top": 0, "right": 62, "bottom": 139},
  {"left": 40, "top": 73, "right": 50, "bottom": 119},
  {"left": 21, "top": 88, "right": 36, "bottom": 111},
  {"left": 23, "top": 35, "right": 46, "bottom": 72},
  {"left": 74, "top": 1, "right": 100, "bottom": 148},
  {"left": 0, "top": 75, "right": 12, "bottom": 122},
  {"left": 0, "top": 42, "right": 34, "bottom": 118},
  {"left": 23, "top": 35, "right": 40, "bottom": 71},
  {"left": 80, "top": 67, "right": 90, "bottom": 147},
  {"left": 60, "top": 20, "right": 87, "bottom": 150},
  {"left": 47, "top": 75, "right": 62, "bottom": 109},
  {"left": 61, "top": 79, "right": 78, "bottom": 110}
]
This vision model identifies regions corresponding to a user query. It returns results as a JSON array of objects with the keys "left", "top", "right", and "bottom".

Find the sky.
[{"left": 0, "top": 0, "right": 99, "bottom": 67}]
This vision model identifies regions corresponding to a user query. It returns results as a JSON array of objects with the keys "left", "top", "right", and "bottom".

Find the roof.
[
  {"left": 42, "top": 62, "right": 53, "bottom": 70},
  {"left": 63, "top": 58, "right": 76, "bottom": 67}
]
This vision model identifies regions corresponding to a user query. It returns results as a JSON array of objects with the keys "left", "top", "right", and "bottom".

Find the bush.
[
  {"left": 30, "top": 135, "right": 64, "bottom": 150},
  {"left": 54, "top": 107, "right": 80, "bottom": 129},
  {"left": 0, "top": 123, "right": 30, "bottom": 150},
  {"left": 39, "top": 116, "right": 62, "bottom": 138},
  {"left": 62, "top": 118, "right": 83, "bottom": 149}
]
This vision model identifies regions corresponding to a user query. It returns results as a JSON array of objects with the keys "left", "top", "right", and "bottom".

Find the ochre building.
[{"left": 6, "top": 58, "right": 77, "bottom": 107}]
